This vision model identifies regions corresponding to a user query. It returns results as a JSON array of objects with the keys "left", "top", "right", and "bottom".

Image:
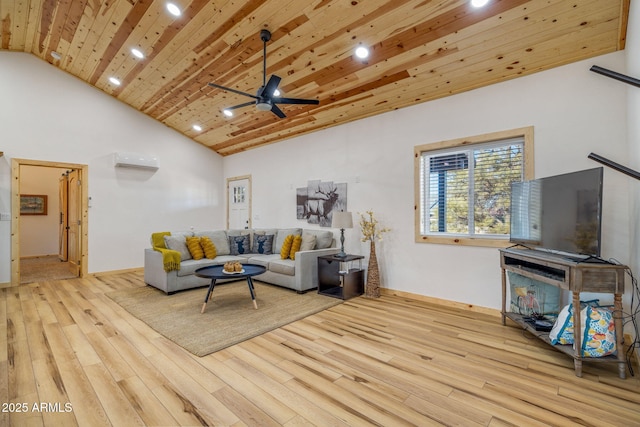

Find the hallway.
[{"left": 20, "top": 255, "right": 77, "bottom": 284}]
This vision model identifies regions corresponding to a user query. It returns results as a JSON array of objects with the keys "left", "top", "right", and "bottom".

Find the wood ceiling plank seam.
[
  {"left": 318, "top": 33, "right": 619, "bottom": 126},
  {"left": 110, "top": 0, "right": 213, "bottom": 101},
  {"left": 175, "top": 20, "right": 624, "bottom": 153},
  {"left": 400, "top": 14, "right": 620, "bottom": 83},
  {"left": 132, "top": 0, "right": 388, "bottom": 118},
  {"left": 409, "top": 6, "right": 623, "bottom": 80},
  {"left": 57, "top": 0, "right": 103, "bottom": 75},
  {"left": 60, "top": 0, "right": 86, "bottom": 44},
  {"left": 33, "top": 0, "right": 56, "bottom": 54},
  {"left": 117, "top": 1, "right": 228, "bottom": 104},
  {"left": 126, "top": 1, "right": 240, "bottom": 95},
  {"left": 87, "top": 0, "right": 154, "bottom": 86},
  {"left": 283, "top": 0, "right": 531, "bottom": 97},
  {"left": 342, "top": 1, "right": 619, "bottom": 97},
  {"left": 153, "top": 14, "right": 316, "bottom": 123},
  {"left": 273, "top": 0, "right": 418, "bottom": 84},
  {"left": 212, "top": 23, "right": 616, "bottom": 157},
  {"left": 43, "top": 0, "right": 75, "bottom": 63},
  {"left": 452, "top": 0, "right": 619, "bottom": 52},
  {"left": 123, "top": 2, "right": 252, "bottom": 111},
  {"left": 0, "top": 0, "right": 15, "bottom": 49},
  {"left": 97, "top": 3, "right": 167, "bottom": 94},
  {"left": 75, "top": 0, "right": 132, "bottom": 81},
  {"left": 21, "top": 0, "right": 45, "bottom": 54},
  {"left": 129, "top": 2, "right": 262, "bottom": 98},
  {"left": 191, "top": 0, "right": 266, "bottom": 54},
  {"left": 0, "top": 0, "right": 28, "bottom": 50}
]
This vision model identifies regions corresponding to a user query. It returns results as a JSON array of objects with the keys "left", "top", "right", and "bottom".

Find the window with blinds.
[{"left": 415, "top": 128, "right": 533, "bottom": 246}]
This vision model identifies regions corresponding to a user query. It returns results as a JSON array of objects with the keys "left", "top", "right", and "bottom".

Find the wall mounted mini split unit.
[{"left": 113, "top": 152, "right": 159, "bottom": 170}]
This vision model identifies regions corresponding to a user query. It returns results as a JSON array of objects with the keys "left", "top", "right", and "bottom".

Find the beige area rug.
[{"left": 106, "top": 281, "right": 342, "bottom": 356}]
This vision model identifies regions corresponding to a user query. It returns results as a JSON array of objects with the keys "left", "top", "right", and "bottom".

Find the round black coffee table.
[{"left": 195, "top": 264, "right": 266, "bottom": 313}]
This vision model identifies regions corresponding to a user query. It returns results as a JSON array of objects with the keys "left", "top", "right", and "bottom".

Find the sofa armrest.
[
  {"left": 295, "top": 247, "right": 340, "bottom": 291},
  {"left": 144, "top": 248, "right": 172, "bottom": 293}
]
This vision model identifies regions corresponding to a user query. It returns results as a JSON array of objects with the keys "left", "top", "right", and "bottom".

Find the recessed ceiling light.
[
  {"left": 355, "top": 46, "right": 369, "bottom": 59},
  {"left": 50, "top": 51, "right": 61, "bottom": 60},
  {"left": 109, "top": 77, "right": 121, "bottom": 86},
  {"left": 192, "top": 124, "right": 202, "bottom": 131},
  {"left": 166, "top": 2, "right": 181, "bottom": 16},
  {"left": 223, "top": 109, "right": 233, "bottom": 117},
  {"left": 471, "top": 0, "right": 490, "bottom": 7},
  {"left": 273, "top": 89, "right": 281, "bottom": 97},
  {"left": 131, "top": 48, "right": 144, "bottom": 59}
]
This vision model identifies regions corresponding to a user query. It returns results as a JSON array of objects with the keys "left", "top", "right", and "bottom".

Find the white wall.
[
  {"left": 19, "top": 166, "right": 68, "bottom": 257},
  {"left": 224, "top": 51, "right": 631, "bottom": 312},
  {"left": 0, "top": 52, "right": 226, "bottom": 281}
]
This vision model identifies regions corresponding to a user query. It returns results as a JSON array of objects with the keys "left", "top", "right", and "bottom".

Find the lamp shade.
[{"left": 331, "top": 211, "right": 353, "bottom": 229}]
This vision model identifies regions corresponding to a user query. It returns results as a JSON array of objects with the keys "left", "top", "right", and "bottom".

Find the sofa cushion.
[
  {"left": 280, "top": 235, "right": 294, "bottom": 259},
  {"left": 303, "top": 229, "right": 334, "bottom": 249},
  {"left": 300, "top": 233, "right": 317, "bottom": 251},
  {"left": 253, "top": 234, "right": 274, "bottom": 254},
  {"left": 229, "top": 234, "right": 251, "bottom": 255},
  {"left": 274, "top": 228, "right": 302, "bottom": 253},
  {"left": 289, "top": 235, "right": 302, "bottom": 260},
  {"left": 164, "top": 235, "right": 192, "bottom": 261},
  {"left": 177, "top": 259, "right": 217, "bottom": 276},
  {"left": 268, "top": 258, "right": 295, "bottom": 276},
  {"left": 200, "top": 236, "right": 217, "bottom": 259},
  {"left": 196, "top": 231, "right": 230, "bottom": 255},
  {"left": 186, "top": 236, "right": 204, "bottom": 260},
  {"left": 247, "top": 253, "right": 280, "bottom": 268}
]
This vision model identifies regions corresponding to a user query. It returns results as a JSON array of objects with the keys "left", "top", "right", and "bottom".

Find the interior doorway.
[
  {"left": 11, "top": 158, "right": 88, "bottom": 285},
  {"left": 227, "top": 175, "right": 251, "bottom": 230}
]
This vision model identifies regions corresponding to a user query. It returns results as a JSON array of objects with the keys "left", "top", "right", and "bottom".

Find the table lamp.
[{"left": 331, "top": 211, "right": 353, "bottom": 258}]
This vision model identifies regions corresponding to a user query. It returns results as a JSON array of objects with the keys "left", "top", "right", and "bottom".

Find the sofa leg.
[{"left": 296, "top": 290, "right": 307, "bottom": 294}]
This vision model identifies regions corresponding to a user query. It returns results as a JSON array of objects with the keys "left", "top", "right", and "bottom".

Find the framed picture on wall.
[{"left": 20, "top": 194, "right": 48, "bottom": 215}]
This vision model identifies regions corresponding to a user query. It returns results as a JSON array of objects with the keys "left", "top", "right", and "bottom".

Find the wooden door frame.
[
  {"left": 226, "top": 175, "right": 252, "bottom": 230},
  {"left": 11, "top": 158, "right": 89, "bottom": 285}
]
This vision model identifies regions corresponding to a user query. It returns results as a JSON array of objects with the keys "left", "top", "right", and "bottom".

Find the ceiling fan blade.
[
  {"left": 271, "top": 104, "right": 286, "bottom": 118},
  {"left": 273, "top": 97, "right": 320, "bottom": 105},
  {"left": 208, "top": 82, "right": 258, "bottom": 100},
  {"left": 259, "top": 75, "right": 282, "bottom": 97},
  {"left": 226, "top": 101, "right": 256, "bottom": 111}
]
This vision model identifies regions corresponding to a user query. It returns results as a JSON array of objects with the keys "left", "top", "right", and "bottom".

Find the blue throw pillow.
[
  {"left": 228, "top": 235, "right": 250, "bottom": 255},
  {"left": 253, "top": 234, "right": 274, "bottom": 255}
]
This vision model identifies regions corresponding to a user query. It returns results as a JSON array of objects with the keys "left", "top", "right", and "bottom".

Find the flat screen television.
[{"left": 509, "top": 167, "right": 603, "bottom": 258}]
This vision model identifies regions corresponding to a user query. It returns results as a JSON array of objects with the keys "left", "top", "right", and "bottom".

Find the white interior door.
[{"left": 227, "top": 176, "right": 251, "bottom": 229}]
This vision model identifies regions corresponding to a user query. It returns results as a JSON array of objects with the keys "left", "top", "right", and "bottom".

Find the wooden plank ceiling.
[{"left": 0, "top": 0, "right": 630, "bottom": 156}]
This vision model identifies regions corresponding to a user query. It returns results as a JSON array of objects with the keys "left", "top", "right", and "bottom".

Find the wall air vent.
[{"left": 113, "top": 152, "right": 159, "bottom": 170}]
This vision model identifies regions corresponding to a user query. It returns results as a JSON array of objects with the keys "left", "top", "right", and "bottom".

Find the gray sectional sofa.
[{"left": 144, "top": 227, "right": 339, "bottom": 294}]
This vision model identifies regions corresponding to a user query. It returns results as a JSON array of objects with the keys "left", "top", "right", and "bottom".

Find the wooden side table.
[
  {"left": 318, "top": 254, "right": 364, "bottom": 300},
  {"left": 499, "top": 248, "right": 627, "bottom": 378}
]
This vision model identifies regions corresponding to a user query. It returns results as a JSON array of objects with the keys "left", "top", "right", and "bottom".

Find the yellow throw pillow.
[
  {"left": 280, "top": 234, "right": 294, "bottom": 259},
  {"left": 200, "top": 236, "right": 217, "bottom": 259},
  {"left": 289, "top": 235, "right": 302, "bottom": 260},
  {"left": 186, "top": 236, "right": 204, "bottom": 260}
]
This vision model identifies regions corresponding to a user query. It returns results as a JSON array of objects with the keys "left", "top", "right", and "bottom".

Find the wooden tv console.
[{"left": 499, "top": 247, "right": 627, "bottom": 378}]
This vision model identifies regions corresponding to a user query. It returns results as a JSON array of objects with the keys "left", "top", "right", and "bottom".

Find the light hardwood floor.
[{"left": 1, "top": 271, "right": 639, "bottom": 426}]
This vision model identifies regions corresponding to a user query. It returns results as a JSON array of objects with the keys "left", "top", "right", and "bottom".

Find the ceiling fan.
[{"left": 208, "top": 29, "right": 319, "bottom": 118}]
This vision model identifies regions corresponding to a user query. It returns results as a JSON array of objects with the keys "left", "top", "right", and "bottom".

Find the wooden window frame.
[{"left": 414, "top": 127, "right": 535, "bottom": 248}]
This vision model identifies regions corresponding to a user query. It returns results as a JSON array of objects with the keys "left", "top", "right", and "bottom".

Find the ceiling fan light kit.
[{"left": 208, "top": 29, "right": 319, "bottom": 119}]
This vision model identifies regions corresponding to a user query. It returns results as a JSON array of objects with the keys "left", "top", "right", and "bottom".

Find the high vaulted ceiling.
[{"left": 0, "top": 0, "right": 630, "bottom": 156}]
